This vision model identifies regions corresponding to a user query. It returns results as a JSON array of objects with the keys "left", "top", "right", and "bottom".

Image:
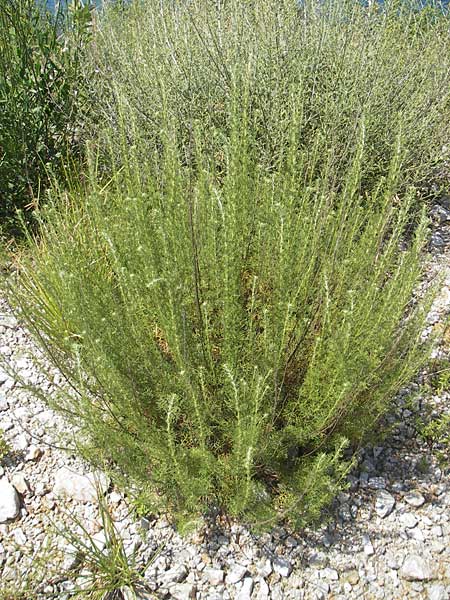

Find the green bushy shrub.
[
  {"left": 0, "top": 0, "right": 92, "bottom": 236},
  {"left": 10, "top": 106, "right": 433, "bottom": 527}
]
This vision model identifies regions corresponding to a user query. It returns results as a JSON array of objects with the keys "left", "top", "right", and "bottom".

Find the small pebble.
[{"left": 404, "top": 491, "right": 425, "bottom": 508}]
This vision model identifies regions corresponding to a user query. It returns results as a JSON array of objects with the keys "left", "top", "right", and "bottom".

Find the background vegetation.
[
  {"left": 4, "top": 0, "right": 450, "bottom": 528},
  {"left": 88, "top": 0, "right": 450, "bottom": 198},
  {"left": 0, "top": 0, "right": 91, "bottom": 237}
]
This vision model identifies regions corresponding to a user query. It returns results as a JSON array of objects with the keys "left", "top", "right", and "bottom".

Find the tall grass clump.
[
  {"left": 88, "top": 0, "right": 450, "bottom": 196},
  {"left": 6, "top": 0, "right": 447, "bottom": 528},
  {"left": 0, "top": 0, "right": 92, "bottom": 237}
]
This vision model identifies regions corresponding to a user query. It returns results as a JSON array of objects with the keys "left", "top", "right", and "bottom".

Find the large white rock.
[
  {"left": 400, "top": 555, "right": 435, "bottom": 581},
  {"left": 53, "top": 467, "right": 108, "bottom": 503},
  {"left": 0, "top": 478, "right": 21, "bottom": 522}
]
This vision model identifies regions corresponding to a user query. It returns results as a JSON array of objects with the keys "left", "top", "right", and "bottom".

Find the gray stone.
[
  {"left": 322, "top": 567, "right": 339, "bottom": 581},
  {"left": 0, "top": 315, "right": 17, "bottom": 329},
  {"left": 359, "top": 472, "right": 369, "bottom": 487},
  {"left": 427, "top": 584, "right": 448, "bottom": 600},
  {"left": 270, "top": 585, "right": 284, "bottom": 600},
  {"left": 15, "top": 356, "right": 29, "bottom": 371},
  {"left": 53, "top": 467, "right": 108, "bottom": 503},
  {"left": 408, "top": 527, "right": 424, "bottom": 542},
  {"left": 375, "top": 489, "right": 396, "bottom": 518},
  {"left": 362, "top": 534, "right": 375, "bottom": 556},
  {"left": 400, "top": 555, "right": 435, "bottom": 582},
  {"left": 368, "top": 477, "right": 387, "bottom": 490},
  {"left": 431, "top": 204, "right": 450, "bottom": 224},
  {"left": 388, "top": 569, "right": 400, "bottom": 588},
  {"left": 11, "top": 473, "right": 30, "bottom": 495},
  {"left": 0, "top": 419, "right": 13, "bottom": 432},
  {"left": 225, "top": 564, "right": 247, "bottom": 584},
  {"left": 372, "top": 446, "right": 384, "bottom": 459},
  {"left": 432, "top": 542, "right": 446, "bottom": 555},
  {"left": 122, "top": 588, "right": 152, "bottom": 600},
  {"left": 12, "top": 433, "right": 29, "bottom": 451},
  {"left": 236, "top": 577, "right": 254, "bottom": 600},
  {"left": 139, "top": 517, "right": 151, "bottom": 531},
  {"left": 430, "top": 525, "right": 443, "bottom": 538},
  {"left": 427, "top": 311, "right": 440, "bottom": 325},
  {"left": 323, "top": 533, "right": 335, "bottom": 548},
  {"left": 13, "top": 406, "right": 31, "bottom": 421},
  {"left": 0, "top": 478, "right": 20, "bottom": 522},
  {"left": 0, "top": 368, "right": 8, "bottom": 384},
  {"left": 2, "top": 378, "right": 13, "bottom": 392},
  {"left": 400, "top": 513, "right": 418, "bottom": 529},
  {"left": 13, "top": 527, "right": 26, "bottom": 545},
  {"left": 431, "top": 233, "right": 446, "bottom": 248},
  {"left": 255, "top": 559, "right": 272, "bottom": 578},
  {"left": 124, "top": 539, "right": 141, "bottom": 558},
  {"left": 37, "top": 410, "right": 56, "bottom": 425},
  {"left": 273, "top": 556, "right": 293, "bottom": 577},
  {"left": 61, "top": 543, "right": 80, "bottom": 571},
  {"left": 34, "top": 482, "right": 48, "bottom": 496},
  {"left": 314, "top": 581, "right": 330, "bottom": 600},
  {"left": 92, "top": 530, "right": 107, "bottom": 551},
  {"left": 338, "top": 504, "right": 352, "bottom": 521},
  {"left": 160, "top": 565, "right": 188, "bottom": 585},
  {"left": 204, "top": 567, "right": 224, "bottom": 586},
  {"left": 308, "top": 552, "right": 328, "bottom": 568},
  {"left": 25, "top": 445, "right": 42, "bottom": 461},
  {"left": 254, "top": 577, "right": 270, "bottom": 600},
  {"left": 108, "top": 491, "right": 122, "bottom": 504},
  {"left": 404, "top": 491, "right": 425, "bottom": 508},
  {"left": 170, "top": 583, "right": 196, "bottom": 600},
  {"left": 285, "top": 536, "right": 298, "bottom": 548},
  {"left": 0, "top": 392, "right": 8, "bottom": 412}
]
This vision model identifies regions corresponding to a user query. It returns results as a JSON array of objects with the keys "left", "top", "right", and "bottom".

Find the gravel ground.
[{"left": 0, "top": 198, "right": 449, "bottom": 600}]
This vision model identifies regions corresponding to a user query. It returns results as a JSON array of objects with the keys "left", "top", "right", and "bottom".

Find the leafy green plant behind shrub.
[
  {"left": 9, "top": 88, "right": 433, "bottom": 527},
  {"left": 88, "top": 0, "right": 450, "bottom": 198},
  {"left": 0, "top": 0, "right": 91, "bottom": 236}
]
